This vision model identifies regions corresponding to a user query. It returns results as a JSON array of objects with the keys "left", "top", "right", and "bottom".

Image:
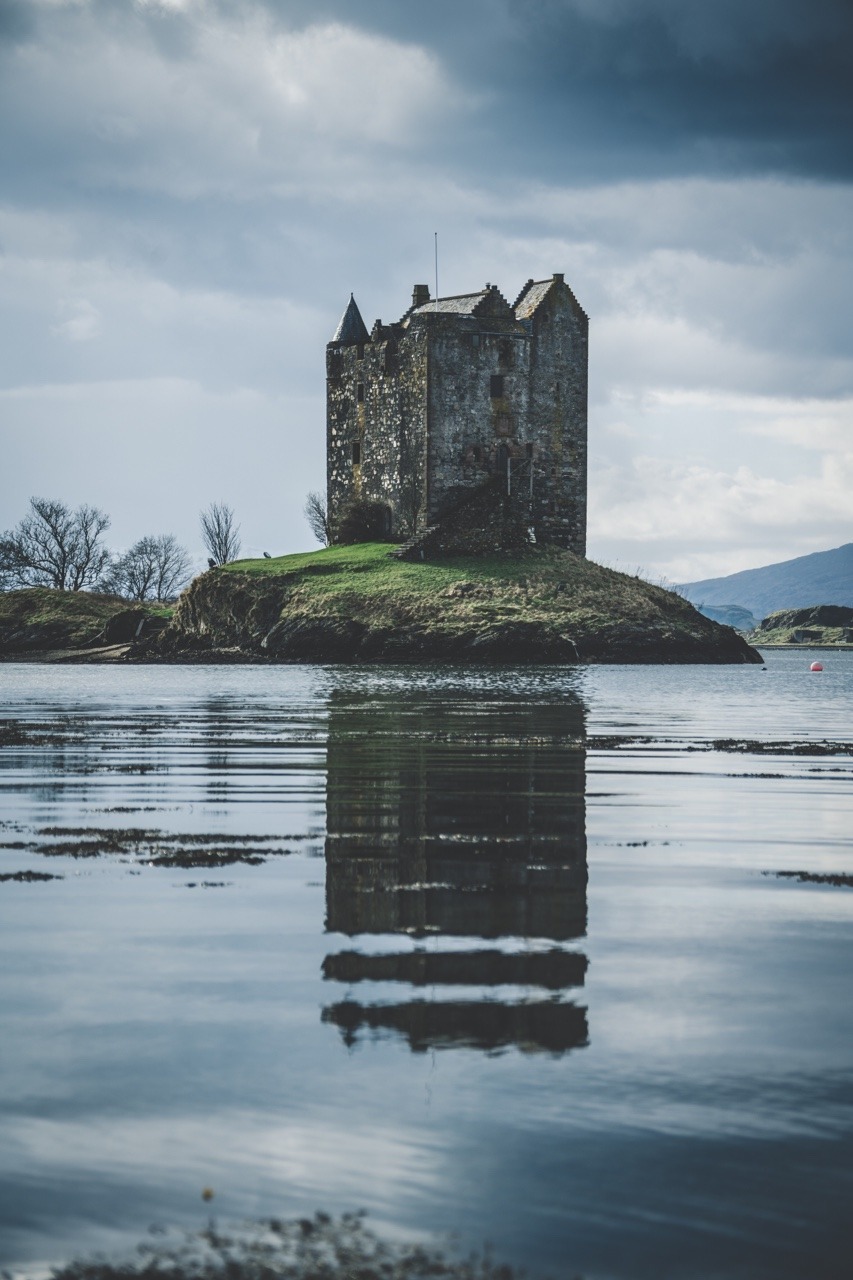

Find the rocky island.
[{"left": 138, "top": 543, "right": 761, "bottom": 664}]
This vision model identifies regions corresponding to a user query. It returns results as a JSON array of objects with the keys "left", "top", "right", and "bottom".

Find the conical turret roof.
[{"left": 331, "top": 293, "right": 370, "bottom": 345}]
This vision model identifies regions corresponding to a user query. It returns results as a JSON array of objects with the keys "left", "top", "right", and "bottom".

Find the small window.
[
  {"left": 526, "top": 443, "right": 534, "bottom": 458},
  {"left": 357, "top": 383, "right": 365, "bottom": 402},
  {"left": 472, "top": 334, "right": 480, "bottom": 349},
  {"left": 356, "top": 344, "right": 364, "bottom": 360},
  {"left": 352, "top": 442, "right": 361, "bottom": 466},
  {"left": 490, "top": 374, "right": 504, "bottom": 398}
]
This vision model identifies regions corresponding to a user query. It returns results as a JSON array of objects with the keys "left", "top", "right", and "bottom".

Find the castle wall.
[
  {"left": 525, "top": 286, "right": 588, "bottom": 554},
  {"left": 421, "top": 314, "right": 531, "bottom": 523},
  {"left": 326, "top": 330, "right": 428, "bottom": 539}
]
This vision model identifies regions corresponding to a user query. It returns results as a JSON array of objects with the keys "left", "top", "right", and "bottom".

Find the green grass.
[
  {"left": 225, "top": 541, "right": 537, "bottom": 585},
  {"left": 0, "top": 588, "right": 172, "bottom": 652},
  {"left": 213, "top": 542, "right": 691, "bottom": 632}
]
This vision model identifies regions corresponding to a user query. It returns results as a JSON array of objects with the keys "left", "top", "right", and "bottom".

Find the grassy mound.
[
  {"left": 156, "top": 544, "right": 761, "bottom": 664},
  {"left": 0, "top": 588, "right": 171, "bottom": 656}
]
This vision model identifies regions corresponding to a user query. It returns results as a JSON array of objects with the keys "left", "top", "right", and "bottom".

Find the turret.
[{"left": 331, "top": 293, "right": 370, "bottom": 346}]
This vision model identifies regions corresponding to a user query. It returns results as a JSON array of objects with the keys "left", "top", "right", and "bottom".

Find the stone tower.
[{"left": 325, "top": 274, "right": 588, "bottom": 554}]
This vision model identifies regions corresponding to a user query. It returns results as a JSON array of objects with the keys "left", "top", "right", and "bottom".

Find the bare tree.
[
  {"left": 105, "top": 534, "right": 192, "bottom": 601},
  {"left": 200, "top": 502, "right": 241, "bottom": 565},
  {"left": 304, "top": 491, "right": 331, "bottom": 546},
  {"left": 0, "top": 497, "right": 110, "bottom": 590}
]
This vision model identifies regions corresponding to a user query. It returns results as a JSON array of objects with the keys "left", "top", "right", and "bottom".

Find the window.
[
  {"left": 356, "top": 344, "right": 364, "bottom": 360},
  {"left": 352, "top": 441, "right": 361, "bottom": 466},
  {"left": 490, "top": 374, "right": 504, "bottom": 398},
  {"left": 526, "top": 443, "right": 534, "bottom": 458},
  {"left": 357, "top": 383, "right": 365, "bottom": 403}
]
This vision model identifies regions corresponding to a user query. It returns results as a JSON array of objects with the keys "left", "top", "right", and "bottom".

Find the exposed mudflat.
[
  {"left": 0, "top": 825, "right": 298, "bottom": 870},
  {"left": 50, "top": 1211, "right": 520, "bottom": 1280},
  {"left": 771, "top": 870, "right": 853, "bottom": 888},
  {"left": 0, "top": 869, "right": 62, "bottom": 883},
  {"left": 710, "top": 737, "right": 853, "bottom": 755}
]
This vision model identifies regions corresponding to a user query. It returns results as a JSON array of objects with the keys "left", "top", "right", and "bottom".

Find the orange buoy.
[{"left": 810, "top": 661, "right": 823, "bottom": 672}]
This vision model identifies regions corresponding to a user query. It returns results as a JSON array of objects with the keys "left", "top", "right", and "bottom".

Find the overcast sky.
[{"left": 2, "top": 0, "right": 852, "bottom": 580}]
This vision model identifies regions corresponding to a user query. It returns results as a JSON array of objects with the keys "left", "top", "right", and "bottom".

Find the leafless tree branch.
[
  {"left": 104, "top": 534, "right": 193, "bottom": 601},
  {"left": 0, "top": 498, "right": 110, "bottom": 590},
  {"left": 304, "top": 491, "right": 331, "bottom": 546},
  {"left": 200, "top": 503, "right": 241, "bottom": 565}
]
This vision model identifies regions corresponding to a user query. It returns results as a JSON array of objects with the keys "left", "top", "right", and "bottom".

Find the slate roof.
[
  {"left": 410, "top": 285, "right": 516, "bottom": 321},
  {"left": 332, "top": 294, "right": 370, "bottom": 345},
  {"left": 513, "top": 278, "right": 555, "bottom": 319},
  {"left": 410, "top": 290, "right": 489, "bottom": 316}
]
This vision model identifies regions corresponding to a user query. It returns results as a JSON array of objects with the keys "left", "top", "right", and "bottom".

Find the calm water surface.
[{"left": 1, "top": 653, "right": 852, "bottom": 1278}]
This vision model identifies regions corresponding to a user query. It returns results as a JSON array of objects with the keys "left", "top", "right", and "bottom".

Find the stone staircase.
[{"left": 388, "top": 526, "right": 439, "bottom": 560}]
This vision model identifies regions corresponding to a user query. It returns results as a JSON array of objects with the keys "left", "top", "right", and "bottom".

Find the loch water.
[{"left": 1, "top": 653, "right": 852, "bottom": 1279}]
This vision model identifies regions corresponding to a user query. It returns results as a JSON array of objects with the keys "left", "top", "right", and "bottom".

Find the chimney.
[
  {"left": 552, "top": 272, "right": 564, "bottom": 283},
  {"left": 412, "top": 284, "right": 430, "bottom": 308}
]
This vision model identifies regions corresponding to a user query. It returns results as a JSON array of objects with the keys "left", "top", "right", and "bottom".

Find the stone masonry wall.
[
  {"left": 422, "top": 312, "right": 531, "bottom": 524},
  {"left": 326, "top": 329, "right": 428, "bottom": 540},
  {"left": 526, "top": 282, "right": 588, "bottom": 555}
]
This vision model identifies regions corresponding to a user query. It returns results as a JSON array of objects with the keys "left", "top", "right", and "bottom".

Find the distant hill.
[{"left": 680, "top": 542, "right": 853, "bottom": 620}]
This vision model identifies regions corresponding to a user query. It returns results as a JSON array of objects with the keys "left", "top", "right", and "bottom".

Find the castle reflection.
[{"left": 322, "top": 687, "right": 589, "bottom": 1055}]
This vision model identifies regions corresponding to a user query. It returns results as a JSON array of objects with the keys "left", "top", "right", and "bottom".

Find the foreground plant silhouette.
[{"left": 50, "top": 1210, "right": 524, "bottom": 1280}]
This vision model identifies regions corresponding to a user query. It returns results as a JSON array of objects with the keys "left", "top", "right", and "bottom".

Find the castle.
[{"left": 326, "top": 274, "right": 588, "bottom": 554}]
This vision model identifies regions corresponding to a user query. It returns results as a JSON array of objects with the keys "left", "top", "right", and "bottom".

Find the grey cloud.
[{"left": 0, "top": 0, "right": 34, "bottom": 43}]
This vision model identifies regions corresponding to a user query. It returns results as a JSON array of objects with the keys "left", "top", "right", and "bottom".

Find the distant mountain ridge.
[{"left": 679, "top": 543, "right": 853, "bottom": 620}]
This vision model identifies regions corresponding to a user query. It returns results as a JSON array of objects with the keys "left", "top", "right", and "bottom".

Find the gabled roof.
[
  {"left": 514, "top": 274, "right": 588, "bottom": 322},
  {"left": 409, "top": 284, "right": 515, "bottom": 321},
  {"left": 331, "top": 294, "right": 370, "bottom": 345},
  {"left": 411, "top": 291, "right": 486, "bottom": 315},
  {"left": 513, "top": 278, "right": 554, "bottom": 319}
]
